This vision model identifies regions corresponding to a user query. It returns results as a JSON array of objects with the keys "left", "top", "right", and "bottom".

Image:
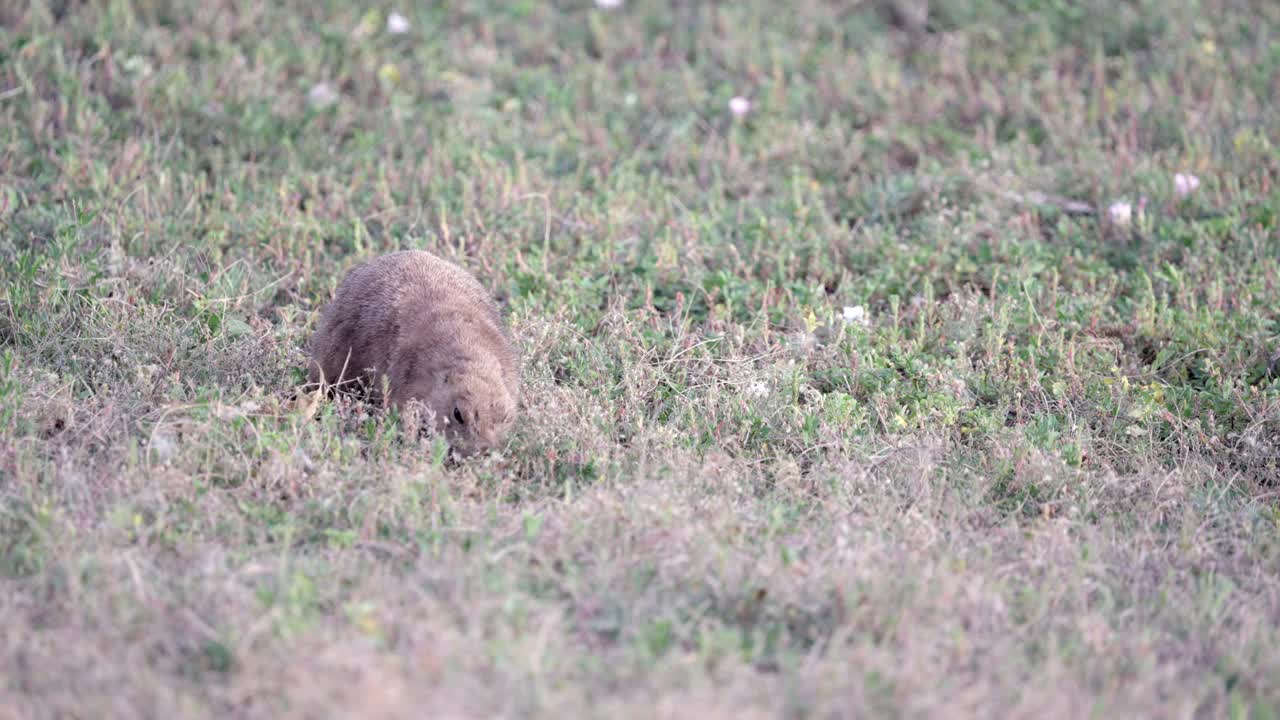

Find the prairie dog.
[{"left": 308, "top": 250, "right": 518, "bottom": 456}]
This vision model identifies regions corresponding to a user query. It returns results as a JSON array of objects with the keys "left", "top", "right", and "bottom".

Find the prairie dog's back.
[
  {"left": 308, "top": 250, "right": 513, "bottom": 391},
  {"left": 340, "top": 250, "right": 498, "bottom": 319}
]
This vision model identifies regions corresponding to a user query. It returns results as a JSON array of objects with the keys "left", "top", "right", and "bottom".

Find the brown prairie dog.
[{"left": 308, "top": 250, "right": 519, "bottom": 456}]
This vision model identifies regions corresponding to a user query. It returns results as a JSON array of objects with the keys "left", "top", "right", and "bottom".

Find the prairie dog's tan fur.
[{"left": 308, "top": 250, "right": 518, "bottom": 455}]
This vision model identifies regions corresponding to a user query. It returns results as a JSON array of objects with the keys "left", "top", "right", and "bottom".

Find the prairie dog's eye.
[{"left": 453, "top": 407, "right": 465, "bottom": 424}]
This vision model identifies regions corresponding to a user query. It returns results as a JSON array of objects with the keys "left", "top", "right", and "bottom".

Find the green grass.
[{"left": 3, "top": 0, "right": 1280, "bottom": 716}]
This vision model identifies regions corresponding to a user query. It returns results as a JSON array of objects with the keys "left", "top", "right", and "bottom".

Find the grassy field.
[{"left": 3, "top": 0, "right": 1280, "bottom": 717}]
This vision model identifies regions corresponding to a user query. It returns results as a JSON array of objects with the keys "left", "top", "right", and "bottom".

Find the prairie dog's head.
[{"left": 396, "top": 359, "right": 516, "bottom": 457}]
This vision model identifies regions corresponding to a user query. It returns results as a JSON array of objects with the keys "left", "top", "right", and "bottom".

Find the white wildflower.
[
  {"left": 595, "top": 0, "right": 623, "bottom": 8},
  {"left": 747, "top": 382, "right": 769, "bottom": 399},
  {"left": 308, "top": 82, "right": 338, "bottom": 109},
  {"left": 1107, "top": 201, "right": 1132, "bottom": 226},
  {"left": 122, "top": 55, "right": 154, "bottom": 78},
  {"left": 842, "top": 305, "right": 869, "bottom": 326},
  {"left": 386, "top": 11, "right": 410, "bottom": 35},
  {"left": 729, "top": 96, "right": 751, "bottom": 117},
  {"left": 1174, "top": 172, "right": 1200, "bottom": 197}
]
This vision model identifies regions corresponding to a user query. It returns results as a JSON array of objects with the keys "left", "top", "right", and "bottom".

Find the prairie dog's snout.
[
  {"left": 430, "top": 365, "right": 516, "bottom": 456},
  {"left": 308, "top": 250, "right": 520, "bottom": 454}
]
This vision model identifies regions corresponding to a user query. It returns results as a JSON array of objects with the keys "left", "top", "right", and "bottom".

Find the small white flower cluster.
[
  {"left": 308, "top": 82, "right": 338, "bottom": 109},
  {"left": 1108, "top": 172, "right": 1201, "bottom": 226},
  {"left": 842, "top": 305, "right": 870, "bottom": 327},
  {"left": 387, "top": 11, "right": 410, "bottom": 35},
  {"left": 1107, "top": 201, "right": 1132, "bottom": 226},
  {"left": 1174, "top": 172, "right": 1200, "bottom": 197}
]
